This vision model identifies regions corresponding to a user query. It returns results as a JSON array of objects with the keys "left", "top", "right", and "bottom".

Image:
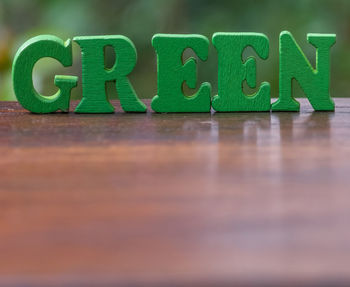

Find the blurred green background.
[{"left": 0, "top": 0, "right": 348, "bottom": 101}]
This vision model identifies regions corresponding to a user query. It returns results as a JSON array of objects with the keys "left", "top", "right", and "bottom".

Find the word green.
[{"left": 12, "top": 31, "right": 336, "bottom": 114}]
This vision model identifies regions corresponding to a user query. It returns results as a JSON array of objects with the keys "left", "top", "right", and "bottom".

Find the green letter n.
[{"left": 273, "top": 31, "right": 336, "bottom": 112}]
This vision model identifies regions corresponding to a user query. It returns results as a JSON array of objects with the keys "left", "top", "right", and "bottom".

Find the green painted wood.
[
  {"left": 12, "top": 35, "right": 78, "bottom": 114},
  {"left": 12, "top": 32, "right": 338, "bottom": 114},
  {"left": 73, "top": 36, "right": 147, "bottom": 114},
  {"left": 272, "top": 31, "right": 336, "bottom": 112},
  {"left": 151, "top": 34, "right": 211, "bottom": 113},
  {"left": 212, "top": 33, "right": 271, "bottom": 112}
]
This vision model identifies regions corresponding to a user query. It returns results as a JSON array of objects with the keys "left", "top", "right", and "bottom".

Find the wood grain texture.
[
  {"left": 12, "top": 35, "right": 78, "bottom": 113},
  {"left": 74, "top": 36, "right": 147, "bottom": 114},
  {"left": 151, "top": 34, "right": 211, "bottom": 113},
  {"left": 212, "top": 33, "right": 271, "bottom": 112},
  {"left": 1, "top": 99, "right": 350, "bottom": 287},
  {"left": 272, "top": 32, "right": 336, "bottom": 111}
]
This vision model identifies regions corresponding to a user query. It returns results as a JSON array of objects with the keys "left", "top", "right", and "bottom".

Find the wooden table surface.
[{"left": 1, "top": 99, "right": 350, "bottom": 287}]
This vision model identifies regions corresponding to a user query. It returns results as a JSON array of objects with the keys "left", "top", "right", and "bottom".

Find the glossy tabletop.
[{"left": 0, "top": 99, "right": 350, "bottom": 287}]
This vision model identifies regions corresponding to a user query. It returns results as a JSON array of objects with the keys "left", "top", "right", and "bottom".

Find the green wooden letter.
[
  {"left": 272, "top": 31, "right": 336, "bottom": 111},
  {"left": 73, "top": 36, "right": 146, "bottom": 114},
  {"left": 151, "top": 34, "right": 211, "bottom": 113},
  {"left": 212, "top": 33, "right": 270, "bottom": 112},
  {"left": 12, "top": 35, "right": 78, "bottom": 114}
]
